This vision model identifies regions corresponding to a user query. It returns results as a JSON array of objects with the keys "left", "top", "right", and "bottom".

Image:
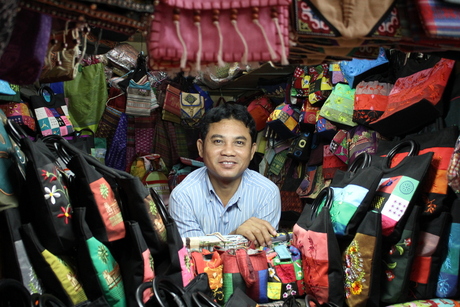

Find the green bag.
[
  {"left": 319, "top": 82, "right": 357, "bottom": 127},
  {"left": 64, "top": 62, "right": 108, "bottom": 133}
]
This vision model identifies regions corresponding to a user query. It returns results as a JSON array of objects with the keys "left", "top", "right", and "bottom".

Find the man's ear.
[
  {"left": 197, "top": 138, "right": 204, "bottom": 158},
  {"left": 250, "top": 142, "right": 257, "bottom": 160}
]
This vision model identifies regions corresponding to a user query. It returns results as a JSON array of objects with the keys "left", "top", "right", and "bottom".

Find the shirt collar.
[{"left": 204, "top": 168, "right": 249, "bottom": 208}]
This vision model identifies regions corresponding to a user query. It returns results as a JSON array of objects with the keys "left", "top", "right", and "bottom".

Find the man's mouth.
[{"left": 221, "top": 161, "right": 236, "bottom": 165}]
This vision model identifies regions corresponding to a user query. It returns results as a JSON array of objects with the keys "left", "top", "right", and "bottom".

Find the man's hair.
[{"left": 199, "top": 102, "right": 257, "bottom": 143}]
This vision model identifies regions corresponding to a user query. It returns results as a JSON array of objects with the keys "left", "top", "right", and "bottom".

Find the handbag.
[
  {"left": 377, "top": 125, "right": 458, "bottom": 217},
  {"left": 180, "top": 91, "right": 205, "bottom": 128},
  {"left": 328, "top": 152, "right": 383, "bottom": 237},
  {"left": 380, "top": 205, "right": 422, "bottom": 304},
  {"left": 342, "top": 210, "right": 382, "bottom": 307},
  {"left": 20, "top": 223, "right": 89, "bottom": 306},
  {"left": 369, "top": 140, "right": 433, "bottom": 243},
  {"left": 72, "top": 207, "right": 127, "bottom": 306},
  {"left": 0, "top": 8, "right": 52, "bottom": 85},
  {"left": 148, "top": 0, "right": 290, "bottom": 71},
  {"left": 126, "top": 76, "right": 155, "bottom": 117},
  {"left": 190, "top": 249, "right": 224, "bottom": 304},
  {"left": 264, "top": 241, "right": 305, "bottom": 301},
  {"left": 266, "top": 103, "right": 301, "bottom": 140},
  {"left": 30, "top": 85, "right": 74, "bottom": 137},
  {"left": 290, "top": 64, "right": 333, "bottom": 104},
  {"left": 353, "top": 80, "right": 393, "bottom": 126},
  {"left": 221, "top": 248, "right": 269, "bottom": 304},
  {"left": 318, "top": 82, "right": 357, "bottom": 128},
  {"left": 0, "top": 101, "right": 36, "bottom": 133},
  {"left": 292, "top": 187, "right": 344, "bottom": 307},
  {"left": 247, "top": 96, "right": 275, "bottom": 132},
  {"left": 339, "top": 47, "right": 390, "bottom": 89},
  {"left": 369, "top": 56, "right": 456, "bottom": 137}
]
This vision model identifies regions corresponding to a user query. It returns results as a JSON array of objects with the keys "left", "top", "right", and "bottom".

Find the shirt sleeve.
[{"left": 169, "top": 189, "right": 206, "bottom": 238}]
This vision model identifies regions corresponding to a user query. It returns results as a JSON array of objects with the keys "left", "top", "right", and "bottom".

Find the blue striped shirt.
[{"left": 168, "top": 166, "right": 281, "bottom": 238}]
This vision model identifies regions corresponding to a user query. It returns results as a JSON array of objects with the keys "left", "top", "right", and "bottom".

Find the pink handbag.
[{"left": 148, "top": 0, "right": 291, "bottom": 71}]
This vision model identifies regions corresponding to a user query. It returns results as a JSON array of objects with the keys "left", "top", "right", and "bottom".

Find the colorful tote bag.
[
  {"left": 221, "top": 248, "right": 269, "bottom": 304},
  {"left": 30, "top": 85, "right": 74, "bottom": 137},
  {"left": 436, "top": 198, "right": 460, "bottom": 298},
  {"left": 369, "top": 140, "right": 433, "bottom": 243},
  {"left": 343, "top": 210, "right": 382, "bottom": 307},
  {"left": 409, "top": 212, "right": 450, "bottom": 300},
  {"left": 264, "top": 242, "right": 305, "bottom": 301},
  {"left": 329, "top": 152, "right": 383, "bottom": 237},
  {"left": 266, "top": 103, "right": 301, "bottom": 139},
  {"left": 292, "top": 187, "right": 344, "bottom": 307},
  {"left": 66, "top": 152, "right": 126, "bottom": 243},
  {"left": 376, "top": 126, "right": 459, "bottom": 217},
  {"left": 381, "top": 205, "right": 422, "bottom": 305},
  {"left": 290, "top": 64, "right": 333, "bottom": 104},
  {"left": 72, "top": 207, "right": 127, "bottom": 307}
]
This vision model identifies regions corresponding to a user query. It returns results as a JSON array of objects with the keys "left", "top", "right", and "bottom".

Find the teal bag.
[{"left": 74, "top": 207, "right": 127, "bottom": 307}]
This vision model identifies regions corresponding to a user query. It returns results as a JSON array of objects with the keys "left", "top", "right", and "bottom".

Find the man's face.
[{"left": 197, "top": 118, "right": 256, "bottom": 186}]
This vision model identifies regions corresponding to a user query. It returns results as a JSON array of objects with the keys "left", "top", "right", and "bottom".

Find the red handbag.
[{"left": 247, "top": 96, "right": 274, "bottom": 132}]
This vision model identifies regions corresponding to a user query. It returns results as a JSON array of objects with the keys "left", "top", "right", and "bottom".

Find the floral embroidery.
[
  {"left": 100, "top": 183, "right": 109, "bottom": 199},
  {"left": 44, "top": 186, "right": 61, "bottom": 205},
  {"left": 344, "top": 240, "right": 365, "bottom": 298},
  {"left": 57, "top": 205, "right": 72, "bottom": 224},
  {"left": 384, "top": 236, "right": 412, "bottom": 281},
  {"left": 41, "top": 169, "right": 57, "bottom": 182}
]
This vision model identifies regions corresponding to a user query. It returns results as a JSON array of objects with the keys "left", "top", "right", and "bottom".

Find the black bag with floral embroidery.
[{"left": 8, "top": 120, "right": 76, "bottom": 255}]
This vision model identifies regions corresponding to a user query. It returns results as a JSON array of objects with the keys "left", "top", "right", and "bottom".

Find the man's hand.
[{"left": 233, "top": 217, "right": 277, "bottom": 247}]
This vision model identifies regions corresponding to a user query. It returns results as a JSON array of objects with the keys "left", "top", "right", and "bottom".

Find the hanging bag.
[
  {"left": 292, "top": 187, "right": 344, "bottom": 307},
  {"left": 329, "top": 152, "right": 384, "bottom": 237},
  {"left": 30, "top": 85, "right": 74, "bottom": 137},
  {"left": 147, "top": 0, "right": 291, "bottom": 70}
]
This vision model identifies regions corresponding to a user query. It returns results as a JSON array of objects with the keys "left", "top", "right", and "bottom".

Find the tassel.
[
  {"left": 230, "top": 9, "right": 248, "bottom": 65},
  {"left": 194, "top": 10, "right": 202, "bottom": 72},
  {"left": 272, "top": 8, "right": 288, "bottom": 65},
  {"left": 212, "top": 9, "right": 225, "bottom": 67},
  {"left": 173, "top": 8, "right": 187, "bottom": 69},
  {"left": 252, "top": 7, "right": 277, "bottom": 62}
]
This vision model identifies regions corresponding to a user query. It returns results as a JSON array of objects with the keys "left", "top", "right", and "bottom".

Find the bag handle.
[
  {"left": 38, "top": 86, "right": 57, "bottom": 106},
  {"left": 311, "top": 187, "right": 334, "bottom": 220},
  {"left": 192, "top": 292, "right": 220, "bottom": 307},
  {"left": 152, "top": 276, "right": 186, "bottom": 307},
  {"left": 135, "top": 281, "right": 153, "bottom": 307},
  {"left": 348, "top": 152, "right": 371, "bottom": 173},
  {"left": 235, "top": 248, "right": 257, "bottom": 288},
  {"left": 385, "top": 139, "right": 419, "bottom": 168}
]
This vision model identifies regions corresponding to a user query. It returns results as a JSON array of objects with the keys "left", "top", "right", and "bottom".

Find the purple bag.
[{"left": 0, "top": 9, "right": 51, "bottom": 85}]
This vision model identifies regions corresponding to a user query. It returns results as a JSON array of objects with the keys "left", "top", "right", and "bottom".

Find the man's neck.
[{"left": 209, "top": 176, "right": 242, "bottom": 207}]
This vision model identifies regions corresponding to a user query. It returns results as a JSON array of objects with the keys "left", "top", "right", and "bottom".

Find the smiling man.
[{"left": 169, "top": 103, "right": 281, "bottom": 247}]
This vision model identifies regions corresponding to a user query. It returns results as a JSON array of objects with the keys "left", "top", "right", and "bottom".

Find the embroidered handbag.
[
  {"left": 264, "top": 241, "right": 305, "bottom": 301},
  {"left": 162, "top": 84, "right": 182, "bottom": 118},
  {"left": 247, "top": 95, "right": 275, "bottom": 132},
  {"left": 0, "top": 101, "right": 36, "bottom": 133},
  {"left": 20, "top": 223, "right": 89, "bottom": 306},
  {"left": 148, "top": 0, "right": 291, "bottom": 71},
  {"left": 180, "top": 91, "right": 205, "bottom": 128},
  {"left": 72, "top": 207, "right": 126, "bottom": 306},
  {"left": 369, "top": 56, "right": 456, "bottom": 137},
  {"left": 408, "top": 211, "right": 450, "bottom": 300},
  {"left": 353, "top": 80, "right": 393, "bottom": 126},
  {"left": 343, "top": 210, "right": 382, "bottom": 307},
  {"left": 436, "top": 198, "right": 460, "bottom": 298},
  {"left": 369, "top": 140, "right": 433, "bottom": 243},
  {"left": 292, "top": 187, "right": 344, "bottom": 307},
  {"left": 376, "top": 125, "right": 459, "bottom": 217},
  {"left": 380, "top": 205, "right": 422, "bottom": 304},
  {"left": 190, "top": 249, "right": 224, "bottom": 305},
  {"left": 329, "top": 152, "right": 383, "bottom": 237},
  {"left": 339, "top": 47, "right": 390, "bottom": 88},
  {"left": 290, "top": 64, "right": 333, "bottom": 104},
  {"left": 30, "top": 85, "right": 74, "bottom": 137},
  {"left": 221, "top": 248, "right": 269, "bottom": 304}
]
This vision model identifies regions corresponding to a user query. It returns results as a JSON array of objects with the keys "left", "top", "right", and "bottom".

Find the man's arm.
[
  {"left": 231, "top": 188, "right": 281, "bottom": 247},
  {"left": 169, "top": 191, "right": 206, "bottom": 238}
]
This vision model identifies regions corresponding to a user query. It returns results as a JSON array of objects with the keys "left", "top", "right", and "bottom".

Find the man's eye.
[
  {"left": 213, "top": 140, "right": 223, "bottom": 144},
  {"left": 236, "top": 141, "right": 245, "bottom": 146}
]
